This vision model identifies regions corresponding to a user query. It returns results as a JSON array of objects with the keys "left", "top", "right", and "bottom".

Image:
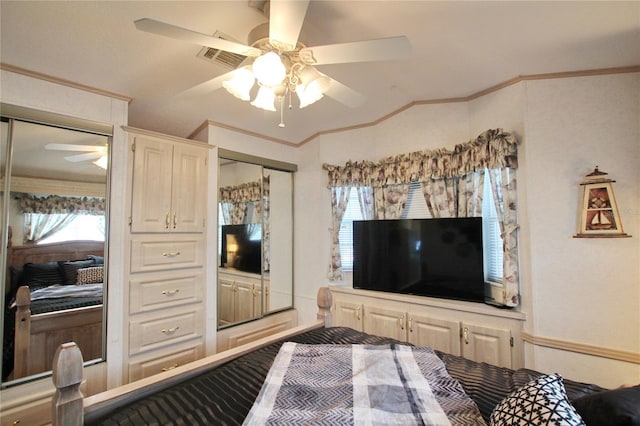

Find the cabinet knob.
[{"left": 161, "top": 363, "right": 179, "bottom": 372}]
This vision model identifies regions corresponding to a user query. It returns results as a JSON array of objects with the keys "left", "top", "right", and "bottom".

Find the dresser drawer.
[
  {"left": 129, "top": 307, "right": 203, "bottom": 355},
  {"left": 128, "top": 342, "right": 204, "bottom": 382},
  {"left": 130, "top": 270, "right": 203, "bottom": 314},
  {"left": 130, "top": 236, "right": 204, "bottom": 273}
]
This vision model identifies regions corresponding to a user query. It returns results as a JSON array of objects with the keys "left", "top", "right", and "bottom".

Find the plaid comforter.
[{"left": 243, "top": 342, "right": 486, "bottom": 425}]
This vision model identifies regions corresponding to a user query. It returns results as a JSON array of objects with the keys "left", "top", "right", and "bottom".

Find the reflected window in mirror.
[{"left": 0, "top": 114, "right": 110, "bottom": 387}]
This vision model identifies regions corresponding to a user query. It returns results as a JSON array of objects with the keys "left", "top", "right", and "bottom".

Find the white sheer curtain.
[{"left": 23, "top": 213, "right": 76, "bottom": 244}]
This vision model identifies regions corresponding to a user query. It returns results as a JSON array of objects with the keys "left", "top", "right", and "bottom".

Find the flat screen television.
[
  {"left": 220, "top": 223, "right": 262, "bottom": 274},
  {"left": 353, "top": 218, "right": 485, "bottom": 303}
]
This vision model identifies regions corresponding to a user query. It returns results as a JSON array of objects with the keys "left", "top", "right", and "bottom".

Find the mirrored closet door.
[
  {"left": 0, "top": 106, "right": 111, "bottom": 387},
  {"left": 217, "top": 150, "right": 295, "bottom": 329}
]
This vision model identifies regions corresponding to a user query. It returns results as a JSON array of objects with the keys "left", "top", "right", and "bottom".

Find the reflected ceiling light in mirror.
[{"left": 93, "top": 155, "right": 108, "bottom": 169}]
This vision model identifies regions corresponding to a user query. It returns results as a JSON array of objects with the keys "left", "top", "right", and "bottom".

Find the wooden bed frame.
[
  {"left": 52, "top": 287, "right": 334, "bottom": 425},
  {"left": 6, "top": 240, "right": 105, "bottom": 380}
]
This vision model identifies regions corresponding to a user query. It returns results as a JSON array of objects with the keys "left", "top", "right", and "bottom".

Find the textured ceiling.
[{"left": 1, "top": 1, "right": 639, "bottom": 145}]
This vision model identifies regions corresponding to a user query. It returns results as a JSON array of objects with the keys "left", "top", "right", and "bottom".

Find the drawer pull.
[
  {"left": 163, "top": 251, "right": 181, "bottom": 257},
  {"left": 13, "top": 421, "right": 20, "bottom": 425},
  {"left": 161, "top": 326, "right": 180, "bottom": 334},
  {"left": 165, "top": 212, "right": 170, "bottom": 229},
  {"left": 162, "top": 289, "right": 180, "bottom": 296},
  {"left": 173, "top": 212, "right": 177, "bottom": 229},
  {"left": 161, "top": 363, "right": 179, "bottom": 372}
]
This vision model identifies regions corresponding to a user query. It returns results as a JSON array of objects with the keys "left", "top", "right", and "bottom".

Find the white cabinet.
[
  {"left": 124, "top": 127, "right": 209, "bottom": 383},
  {"left": 130, "top": 132, "right": 207, "bottom": 233},
  {"left": 331, "top": 286, "right": 525, "bottom": 369}
]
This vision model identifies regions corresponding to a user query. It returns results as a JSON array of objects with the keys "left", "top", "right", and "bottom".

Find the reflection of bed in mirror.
[{"left": 3, "top": 239, "right": 104, "bottom": 381}]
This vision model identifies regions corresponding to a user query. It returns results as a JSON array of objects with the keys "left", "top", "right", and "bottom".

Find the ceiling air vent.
[{"left": 196, "top": 31, "right": 247, "bottom": 69}]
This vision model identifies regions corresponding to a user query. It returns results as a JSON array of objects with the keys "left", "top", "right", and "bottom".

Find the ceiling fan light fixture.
[
  {"left": 251, "top": 86, "right": 277, "bottom": 111},
  {"left": 93, "top": 155, "right": 108, "bottom": 170},
  {"left": 296, "top": 66, "right": 330, "bottom": 108},
  {"left": 222, "top": 67, "right": 255, "bottom": 101},
  {"left": 252, "top": 51, "right": 286, "bottom": 87}
]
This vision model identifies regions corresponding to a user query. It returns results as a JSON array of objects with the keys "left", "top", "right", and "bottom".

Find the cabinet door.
[
  {"left": 462, "top": 323, "right": 512, "bottom": 368},
  {"left": 363, "top": 306, "right": 407, "bottom": 341},
  {"left": 234, "top": 281, "right": 255, "bottom": 323},
  {"left": 218, "top": 279, "right": 235, "bottom": 325},
  {"left": 171, "top": 143, "right": 207, "bottom": 232},
  {"left": 131, "top": 136, "right": 174, "bottom": 233},
  {"left": 408, "top": 314, "right": 461, "bottom": 356},
  {"left": 333, "top": 300, "right": 364, "bottom": 332}
]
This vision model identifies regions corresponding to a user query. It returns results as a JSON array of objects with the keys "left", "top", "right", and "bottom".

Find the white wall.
[
  {"left": 294, "top": 72, "right": 639, "bottom": 388},
  {"left": 521, "top": 73, "right": 640, "bottom": 387}
]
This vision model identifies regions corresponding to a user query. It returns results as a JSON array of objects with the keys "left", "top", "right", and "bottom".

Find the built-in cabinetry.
[
  {"left": 218, "top": 268, "right": 269, "bottom": 326},
  {"left": 124, "top": 127, "right": 209, "bottom": 383},
  {"left": 331, "top": 286, "right": 525, "bottom": 369}
]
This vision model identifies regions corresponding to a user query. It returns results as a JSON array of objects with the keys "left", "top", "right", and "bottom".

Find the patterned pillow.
[
  {"left": 76, "top": 266, "right": 104, "bottom": 285},
  {"left": 490, "top": 374, "right": 585, "bottom": 425}
]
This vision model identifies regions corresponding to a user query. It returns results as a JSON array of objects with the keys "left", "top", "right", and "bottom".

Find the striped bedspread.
[
  {"left": 244, "top": 342, "right": 486, "bottom": 425},
  {"left": 10, "top": 283, "right": 103, "bottom": 308}
]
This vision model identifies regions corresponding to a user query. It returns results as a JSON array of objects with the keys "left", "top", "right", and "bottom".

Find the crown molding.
[{"left": 0, "top": 63, "right": 133, "bottom": 103}]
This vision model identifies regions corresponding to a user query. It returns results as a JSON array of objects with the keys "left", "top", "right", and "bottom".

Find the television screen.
[
  {"left": 220, "top": 224, "right": 262, "bottom": 274},
  {"left": 353, "top": 218, "right": 485, "bottom": 303}
]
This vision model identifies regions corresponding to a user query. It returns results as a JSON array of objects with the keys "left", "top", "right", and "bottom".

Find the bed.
[
  {"left": 3, "top": 239, "right": 104, "bottom": 381},
  {"left": 52, "top": 288, "right": 639, "bottom": 426}
]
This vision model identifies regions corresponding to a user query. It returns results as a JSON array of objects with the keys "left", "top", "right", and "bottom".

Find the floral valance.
[
  {"left": 322, "top": 129, "right": 518, "bottom": 187},
  {"left": 17, "top": 193, "right": 105, "bottom": 215},
  {"left": 219, "top": 180, "right": 263, "bottom": 203}
]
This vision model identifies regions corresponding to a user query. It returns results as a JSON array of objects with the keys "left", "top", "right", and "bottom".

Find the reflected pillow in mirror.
[
  {"left": 88, "top": 254, "right": 104, "bottom": 265},
  {"left": 58, "top": 259, "right": 95, "bottom": 285},
  {"left": 76, "top": 266, "right": 104, "bottom": 285},
  {"left": 21, "top": 262, "right": 65, "bottom": 288}
]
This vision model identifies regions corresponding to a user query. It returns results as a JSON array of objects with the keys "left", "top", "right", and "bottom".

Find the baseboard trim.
[{"left": 521, "top": 331, "right": 640, "bottom": 364}]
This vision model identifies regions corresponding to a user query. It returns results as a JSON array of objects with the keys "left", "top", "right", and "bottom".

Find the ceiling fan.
[
  {"left": 45, "top": 143, "right": 108, "bottom": 169},
  {"left": 134, "top": 0, "right": 411, "bottom": 126}
]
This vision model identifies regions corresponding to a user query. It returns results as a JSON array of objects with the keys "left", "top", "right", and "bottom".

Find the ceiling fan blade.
[
  {"left": 299, "top": 36, "right": 411, "bottom": 65},
  {"left": 178, "top": 70, "right": 236, "bottom": 98},
  {"left": 45, "top": 143, "right": 105, "bottom": 152},
  {"left": 269, "top": 0, "right": 310, "bottom": 50},
  {"left": 64, "top": 152, "right": 104, "bottom": 162},
  {"left": 324, "top": 77, "right": 366, "bottom": 108},
  {"left": 134, "top": 18, "right": 262, "bottom": 57}
]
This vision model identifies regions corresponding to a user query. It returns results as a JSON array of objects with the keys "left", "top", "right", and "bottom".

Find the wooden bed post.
[
  {"left": 52, "top": 342, "right": 84, "bottom": 426},
  {"left": 317, "top": 286, "right": 333, "bottom": 327},
  {"left": 14, "top": 285, "right": 31, "bottom": 378}
]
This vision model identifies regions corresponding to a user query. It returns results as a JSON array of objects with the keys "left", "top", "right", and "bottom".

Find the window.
[
  {"left": 38, "top": 214, "right": 105, "bottom": 244},
  {"left": 338, "top": 189, "right": 364, "bottom": 270},
  {"left": 482, "top": 173, "right": 503, "bottom": 283},
  {"left": 337, "top": 176, "right": 503, "bottom": 283}
]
